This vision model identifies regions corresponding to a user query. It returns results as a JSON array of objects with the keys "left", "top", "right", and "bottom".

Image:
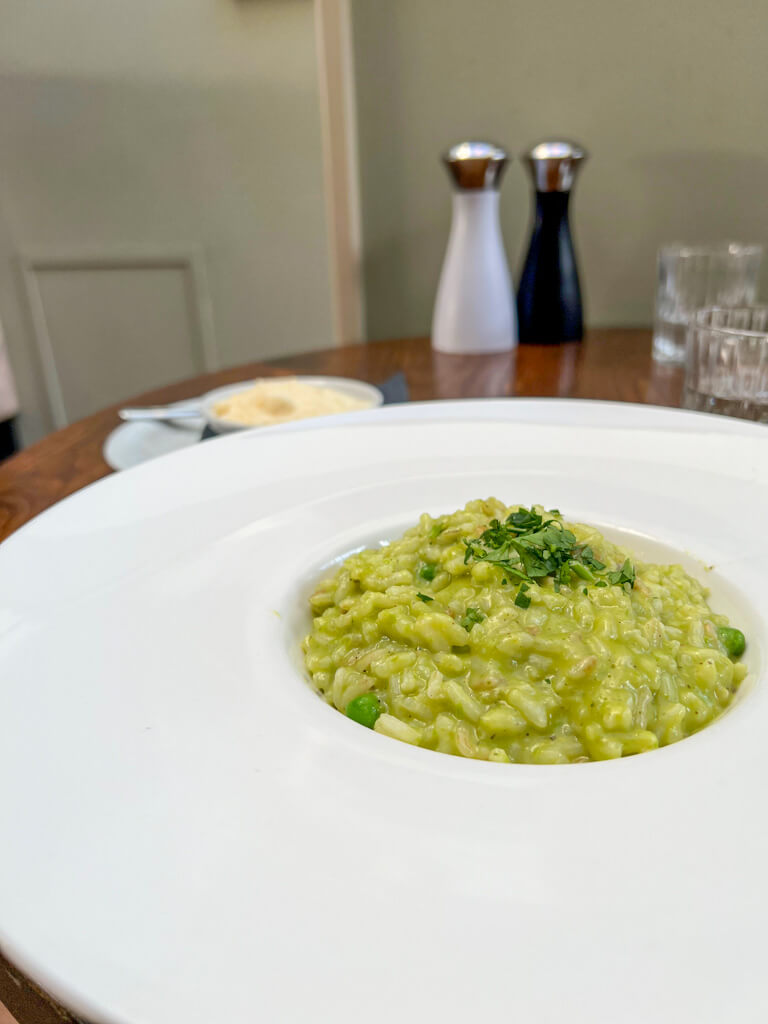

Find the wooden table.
[
  {"left": 0, "top": 327, "right": 680, "bottom": 1024},
  {"left": 0, "top": 329, "right": 681, "bottom": 551}
]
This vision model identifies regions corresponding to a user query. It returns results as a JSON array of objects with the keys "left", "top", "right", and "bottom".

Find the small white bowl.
[{"left": 201, "top": 375, "right": 384, "bottom": 434}]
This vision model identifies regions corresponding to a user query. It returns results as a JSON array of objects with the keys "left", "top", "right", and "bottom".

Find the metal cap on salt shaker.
[
  {"left": 442, "top": 141, "right": 509, "bottom": 191},
  {"left": 523, "top": 139, "right": 587, "bottom": 192}
]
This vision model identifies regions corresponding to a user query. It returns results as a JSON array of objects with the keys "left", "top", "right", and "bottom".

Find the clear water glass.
[
  {"left": 683, "top": 306, "right": 768, "bottom": 422},
  {"left": 653, "top": 243, "right": 762, "bottom": 364}
]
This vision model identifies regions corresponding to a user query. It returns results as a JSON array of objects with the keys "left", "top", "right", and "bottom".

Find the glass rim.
[
  {"left": 692, "top": 305, "right": 768, "bottom": 339},
  {"left": 659, "top": 241, "right": 763, "bottom": 258}
]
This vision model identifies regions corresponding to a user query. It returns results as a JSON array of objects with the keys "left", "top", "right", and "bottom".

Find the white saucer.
[{"left": 103, "top": 418, "right": 203, "bottom": 471}]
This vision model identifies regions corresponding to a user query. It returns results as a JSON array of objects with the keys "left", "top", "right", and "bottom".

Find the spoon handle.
[{"left": 118, "top": 404, "right": 202, "bottom": 422}]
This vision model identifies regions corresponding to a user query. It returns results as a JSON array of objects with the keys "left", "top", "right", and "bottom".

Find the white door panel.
[{"left": 21, "top": 250, "right": 217, "bottom": 426}]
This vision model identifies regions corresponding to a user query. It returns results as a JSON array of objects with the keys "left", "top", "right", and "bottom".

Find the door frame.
[{"left": 314, "top": 0, "right": 365, "bottom": 346}]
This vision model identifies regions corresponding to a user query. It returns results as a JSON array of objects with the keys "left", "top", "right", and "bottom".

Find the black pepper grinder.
[{"left": 517, "top": 140, "right": 587, "bottom": 344}]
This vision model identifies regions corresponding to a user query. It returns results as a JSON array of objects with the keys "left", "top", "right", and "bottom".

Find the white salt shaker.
[{"left": 432, "top": 141, "right": 517, "bottom": 354}]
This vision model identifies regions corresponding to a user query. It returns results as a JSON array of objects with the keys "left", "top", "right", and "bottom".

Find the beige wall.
[
  {"left": 0, "top": 0, "right": 333, "bottom": 443},
  {"left": 352, "top": 0, "right": 768, "bottom": 340}
]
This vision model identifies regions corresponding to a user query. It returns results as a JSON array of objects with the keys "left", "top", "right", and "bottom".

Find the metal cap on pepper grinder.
[
  {"left": 523, "top": 139, "right": 587, "bottom": 192},
  {"left": 442, "top": 141, "right": 509, "bottom": 190}
]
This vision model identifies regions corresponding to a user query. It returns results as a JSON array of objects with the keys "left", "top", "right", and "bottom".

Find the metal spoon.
[{"left": 118, "top": 402, "right": 204, "bottom": 429}]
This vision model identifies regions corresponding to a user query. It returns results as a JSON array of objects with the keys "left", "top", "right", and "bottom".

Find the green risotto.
[{"left": 302, "top": 500, "right": 747, "bottom": 763}]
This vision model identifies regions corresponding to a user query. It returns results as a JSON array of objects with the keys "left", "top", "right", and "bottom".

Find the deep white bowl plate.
[{"left": 1, "top": 399, "right": 767, "bottom": 1024}]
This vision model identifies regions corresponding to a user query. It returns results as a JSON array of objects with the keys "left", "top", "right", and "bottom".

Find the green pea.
[
  {"left": 717, "top": 626, "right": 746, "bottom": 659},
  {"left": 346, "top": 693, "right": 382, "bottom": 728},
  {"left": 419, "top": 562, "right": 438, "bottom": 581}
]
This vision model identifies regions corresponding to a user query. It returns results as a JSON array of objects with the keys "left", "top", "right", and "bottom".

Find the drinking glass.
[
  {"left": 653, "top": 243, "right": 762, "bottom": 364},
  {"left": 683, "top": 306, "right": 768, "bottom": 422}
]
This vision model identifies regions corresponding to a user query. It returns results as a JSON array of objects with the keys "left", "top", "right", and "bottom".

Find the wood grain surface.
[
  {"left": 0, "top": 329, "right": 680, "bottom": 549},
  {"left": 0, "top": 327, "right": 682, "bottom": 1024}
]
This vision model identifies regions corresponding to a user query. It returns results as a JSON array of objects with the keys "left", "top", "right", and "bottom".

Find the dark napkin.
[{"left": 201, "top": 372, "right": 409, "bottom": 441}]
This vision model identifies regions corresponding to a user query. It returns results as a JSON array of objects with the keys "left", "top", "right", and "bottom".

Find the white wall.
[
  {"left": 352, "top": 0, "right": 768, "bottom": 341},
  {"left": 0, "top": 0, "right": 334, "bottom": 442}
]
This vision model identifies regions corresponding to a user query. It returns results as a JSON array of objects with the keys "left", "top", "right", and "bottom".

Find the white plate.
[
  {"left": 103, "top": 419, "right": 202, "bottom": 471},
  {"left": 1, "top": 399, "right": 767, "bottom": 1024}
]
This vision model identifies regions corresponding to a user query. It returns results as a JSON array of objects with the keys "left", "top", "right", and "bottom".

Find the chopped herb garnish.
[
  {"left": 570, "top": 561, "right": 596, "bottom": 582},
  {"left": 515, "top": 591, "right": 531, "bottom": 609},
  {"left": 556, "top": 562, "right": 573, "bottom": 587},
  {"left": 578, "top": 545, "right": 606, "bottom": 571},
  {"left": 605, "top": 559, "right": 636, "bottom": 588},
  {"left": 428, "top": 522, "right": 445, "bottom": 540},
  {"left": 416, "top": 592, "right": 433, "bottom": 603},
  {"left": 463, "top": 506, "right": 635, "bottom": 592},
  {"left": 419, "top": 562, "right": 438, "bottom": 581},
  {"left": 460, "top": 607, "right": 485, "bottom": 631},
  {"left": 582, "top": 588, "right": 588, "bottom": 596}
]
